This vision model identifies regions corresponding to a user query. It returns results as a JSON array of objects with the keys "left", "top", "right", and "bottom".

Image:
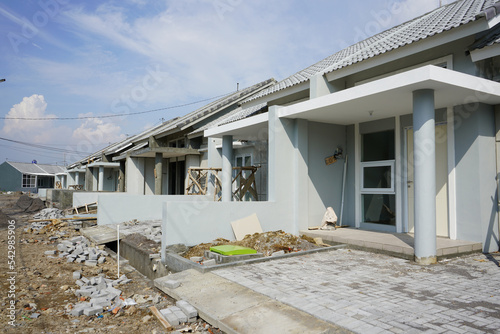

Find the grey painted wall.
[
  {"left": 454, "top": 103, "right": 499, "bottom": 252},
  {"left": 307, "top": 122, "right": 346, "bottom": 227},
  {"left": 0, "top": 163, "right": 24, "bottom": 192}
]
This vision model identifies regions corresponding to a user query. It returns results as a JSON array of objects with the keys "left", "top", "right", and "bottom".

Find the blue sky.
[{"left": 0, "top": 0, "right": 449, "bottom": 165}]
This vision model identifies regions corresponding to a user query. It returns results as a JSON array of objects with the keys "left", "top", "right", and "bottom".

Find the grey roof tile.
[
  {"left": 8, "top": 162, "right": 66, "bottom": 175},
  {"left": 246, "top": 0, "right": 499, "bottom": 103}
]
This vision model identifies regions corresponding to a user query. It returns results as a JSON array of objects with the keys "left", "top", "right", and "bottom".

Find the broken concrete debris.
[{"left": 69, "top": 273, "right": 131, "bottom": 317}]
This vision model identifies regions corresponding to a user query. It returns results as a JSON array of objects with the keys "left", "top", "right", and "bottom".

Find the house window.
[
  {"left": 361, "top": 130, "right": 396, "bottom": 225},
  {"left": 22, "top": 174, "right": 36, "bottom": 188}
]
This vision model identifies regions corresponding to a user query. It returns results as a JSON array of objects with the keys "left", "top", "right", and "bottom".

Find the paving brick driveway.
[{"left": 215, "top": 249, "right": 500, "bottom": 334}]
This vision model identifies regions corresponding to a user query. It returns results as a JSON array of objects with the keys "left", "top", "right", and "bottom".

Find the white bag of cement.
[{"left": 320, "top": 207, "right": 337, "bottom": 230}]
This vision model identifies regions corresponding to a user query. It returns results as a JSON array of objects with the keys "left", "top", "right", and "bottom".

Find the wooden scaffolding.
[{"left": 186, "top": 166, "right": 260, "bottom": 201}]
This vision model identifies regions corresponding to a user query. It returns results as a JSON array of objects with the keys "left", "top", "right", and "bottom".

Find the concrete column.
[
  {"left": 155, "top": 153, "right": 163, "bottom": 195},
  {"left": 207, "top": 137, "right": 222, "bottom": 197},
  {"left": 85, "top": 167, "right": 93, "bottom": 191},
  {"left": 75, "top": 172, "right": 80, "bottom": 186},
  {"left": 98, "top": 166, "right": 104, "bottom": 191},
  {"left": 222, "top": 135, "right": 233, "bottom": 202},
  {"left": 119, "top": 161, "right": 125, "bottom": 192},
  {"left": 413, "top": 89, "right": 437, "bottom": 265}
]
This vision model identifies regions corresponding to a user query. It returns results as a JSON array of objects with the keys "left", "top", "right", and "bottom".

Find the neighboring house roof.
[
  {"left": 133, "top": 78, "right": 275, "bottom": 142},
  {"left": 7, "top": 162, "right": 66, "bottom": 176},
  {"left": 191, "top": 102, "right": 268, "bottom": 136},
  {"left": 246, "top": 0, "right": 500, "bottom": 103},
  {"left": 469, "top": 19, "right": 500, "bottom": 50}
]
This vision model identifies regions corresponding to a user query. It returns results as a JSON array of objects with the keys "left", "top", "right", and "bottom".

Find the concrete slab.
[
  {"left": 155, "top": 269, "right": 350, "bottom": 334},
  {"left": 81, "top": 225, "right": 122, "bottom": 245},
  {"left": 302, "top": 228, "right": 482, "bottom": 260}
]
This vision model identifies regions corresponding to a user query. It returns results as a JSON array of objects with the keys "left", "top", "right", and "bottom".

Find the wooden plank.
[
  {"left": 28, "top": 216, "right": 97, "bottom": 223},
  {"left": 149, "top": 306, "right": 172, "bottom": 330}
]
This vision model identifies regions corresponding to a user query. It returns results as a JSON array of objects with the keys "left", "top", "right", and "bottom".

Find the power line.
[
  {"left": 0, "top": 137, "right": 89, "bottom": 154},
  {"left": 0, "top": 91, "right": 235, "bottom": 121}
]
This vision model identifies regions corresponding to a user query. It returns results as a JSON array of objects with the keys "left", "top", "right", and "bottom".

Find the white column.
[
  {"left": 75, "top": 172, "right": 80, "bottom": 186},
  {"left": 98, "top": 166, "right": 104, "bottom": 191},
  {"left": 413, "top": 89, "right": 437, "bottom": 265},
  {"left": 221, "top": 135, "right": 233, "bottom": 202}
]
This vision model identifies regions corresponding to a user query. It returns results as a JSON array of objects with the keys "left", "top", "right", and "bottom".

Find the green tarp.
[{"left": 210, "top": 245, "right": 257, "bottom": 256}]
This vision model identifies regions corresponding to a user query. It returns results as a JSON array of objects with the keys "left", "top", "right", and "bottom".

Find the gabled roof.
[
  {"left": 246, "top": 0, "right": 500, "bottom": 103},
  {"left": 138, "top": 78, "right": 275, "bottom": 140},
  {"left": 190, "top": 102, "right": 267, "bottom": 136},
  {"left": 7, "top": 162, "right": 66, "bottom": 176}
]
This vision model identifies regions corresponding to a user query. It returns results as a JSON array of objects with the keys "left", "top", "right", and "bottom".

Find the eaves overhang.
[{"left": 279, "top": 65, "right": 500, "bottom": 125}]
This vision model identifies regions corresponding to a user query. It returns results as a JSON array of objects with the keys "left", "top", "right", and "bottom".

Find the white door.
[{"left": 407, "top": 124, "right": 449, "bottom": 237}]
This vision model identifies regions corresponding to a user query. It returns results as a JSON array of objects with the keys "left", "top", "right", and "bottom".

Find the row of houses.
[{"left": 4, "top": 0, "right": 500, "bottom": 264}]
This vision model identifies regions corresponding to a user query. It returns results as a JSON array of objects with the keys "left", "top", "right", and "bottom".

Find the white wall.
[
  {"left": 126, "top": 157, "right": 145, "bottom": 194},
  {"left": 98, "top": 194, "right": 211, "bottom": 225},
  {"left": 162, "top": 201, "right": 289, "bottom": 247}
]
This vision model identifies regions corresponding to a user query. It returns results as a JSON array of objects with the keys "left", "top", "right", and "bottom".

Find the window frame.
[
  {"left": 22, "top": 174, "right": 37, "bottom": 188},
  {"left": 360, "top": 160, "right": 395, "bottom": 194}
]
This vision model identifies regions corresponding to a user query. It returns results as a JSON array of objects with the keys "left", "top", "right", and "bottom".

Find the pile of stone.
[
  {"left": 160, "top": 300, "right": 198, "bottom": 326},
  {"left": 45, "top": 236, "right": 108, "bottom": 266},
  {"left": 30, "top": 208, "right": 65, "bottom": 231},
  {"left": 118, "top": 220, "right": 162, "bottom": 243},
  {"left": 68, "top": 272, "right": 131, "bottom": 316},
  {"left": 33, "top": 208, "right": 65, "bottom": 220}
]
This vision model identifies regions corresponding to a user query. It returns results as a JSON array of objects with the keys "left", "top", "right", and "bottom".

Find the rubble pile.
[
  {"left": 68, "top": 273, "right": 131, "bottom": 316},
  {"left": 118, "top": 220, "right": 162, "bottom": 243},
  {"left": 29, "top": 208, "right": 66, "bottom": 231},
  {"left": 33, "top": 208, "right": 64, "bottom": 220},
  {"left": 46, "top": 236, "right": 108, "bottom": 266},
  {"left": 16, "top": 194, "right": 45, "bottom": 212},
  {"left": 185, "top": 230, "right": 322, "bottom": 258}
]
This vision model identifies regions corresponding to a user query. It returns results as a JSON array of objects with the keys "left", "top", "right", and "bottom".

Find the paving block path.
[{"left": 215, "top": 249, "right": 500, "bottom": 334}]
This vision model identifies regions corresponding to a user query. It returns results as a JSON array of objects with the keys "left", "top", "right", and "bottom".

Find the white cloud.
[
  {"left": 72, "top": 113, "right": 126, "bottom": 148},
  {"left": 1, "top": 94, "right": 58, "bottom": 143}
]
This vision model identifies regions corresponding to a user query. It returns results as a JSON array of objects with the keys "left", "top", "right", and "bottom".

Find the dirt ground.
[
  {"left": 185, "top": 230, "right": 322, "bottom": 259},
  {"left": 0, "top": 193, "right": 223, "bottom": 334}
]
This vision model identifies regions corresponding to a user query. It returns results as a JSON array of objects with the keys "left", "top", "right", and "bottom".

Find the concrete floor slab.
[
  {"left": 302, "top": 228, "right": 482, "bottom": 260},
  {"left": 155, "top": 269, "right": 351, "bottom": 334}
]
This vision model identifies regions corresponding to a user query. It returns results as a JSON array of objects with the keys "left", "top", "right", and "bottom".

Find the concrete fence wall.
[
  {"left": 73, "top": 192, "right": 119, "bottom": 207},
  {"left": 98, "top": 194, "right": 211, "bottom": 225},
  {"left": 162, "top": 200, "right": 291, "bottom": 250}
]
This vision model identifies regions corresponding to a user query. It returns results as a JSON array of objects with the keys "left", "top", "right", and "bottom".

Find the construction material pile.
[
  {"left": 33, "top": 208, "right": 64, "bottom": 220},
  {"left": 68, "top": 273, "right": 131, "bottom": 316},
  {"left": 185, "top": 230, "right": 322, "bottom": 258},
  {"left": 16, "top": 194, "right": 45, "bottom": 212},
  {"left": 46, "top": 236, "right": 108, "bottom": 266}
]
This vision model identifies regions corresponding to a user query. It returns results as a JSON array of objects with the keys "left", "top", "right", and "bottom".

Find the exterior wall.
[
  {"left": 307, "top": 122, "right": 347, "bottom": 227},
  {"left": 98, "top": 194, "right": 210, "bottom": 225},
  {"left": 454, "top": 103, "right": 499, "bottom": 252},
  {"left": 126, "top": 157, "right": 145, "bottom": 194},
  {"left": 91, "top": 168, "right": 98, "bottom": 192},
  {"left": 0, "top": 163, "right": 23, "bottom": 192},
  {"left": 144, "top": 158, "right": 155, "bottom": 195},
  {"left": 103, "top": 168, "right": 117, "bottom": 192}
]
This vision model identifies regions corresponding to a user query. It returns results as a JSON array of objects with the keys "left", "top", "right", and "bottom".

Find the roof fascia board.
[
  {"left": 470, "top": 43, "right": 500, "bottom": 61},
  {"left": 177, "top": 81, "right": 276, "bottom": 131},
  {"left": 488, "top": 15, "right": 500, "bottom": 29},
  {"left": 204, "top": 112, "right": 268, "bottom": 138},
  {"left": 325, "top": 19, "right": 489, "bottom": 83}
]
